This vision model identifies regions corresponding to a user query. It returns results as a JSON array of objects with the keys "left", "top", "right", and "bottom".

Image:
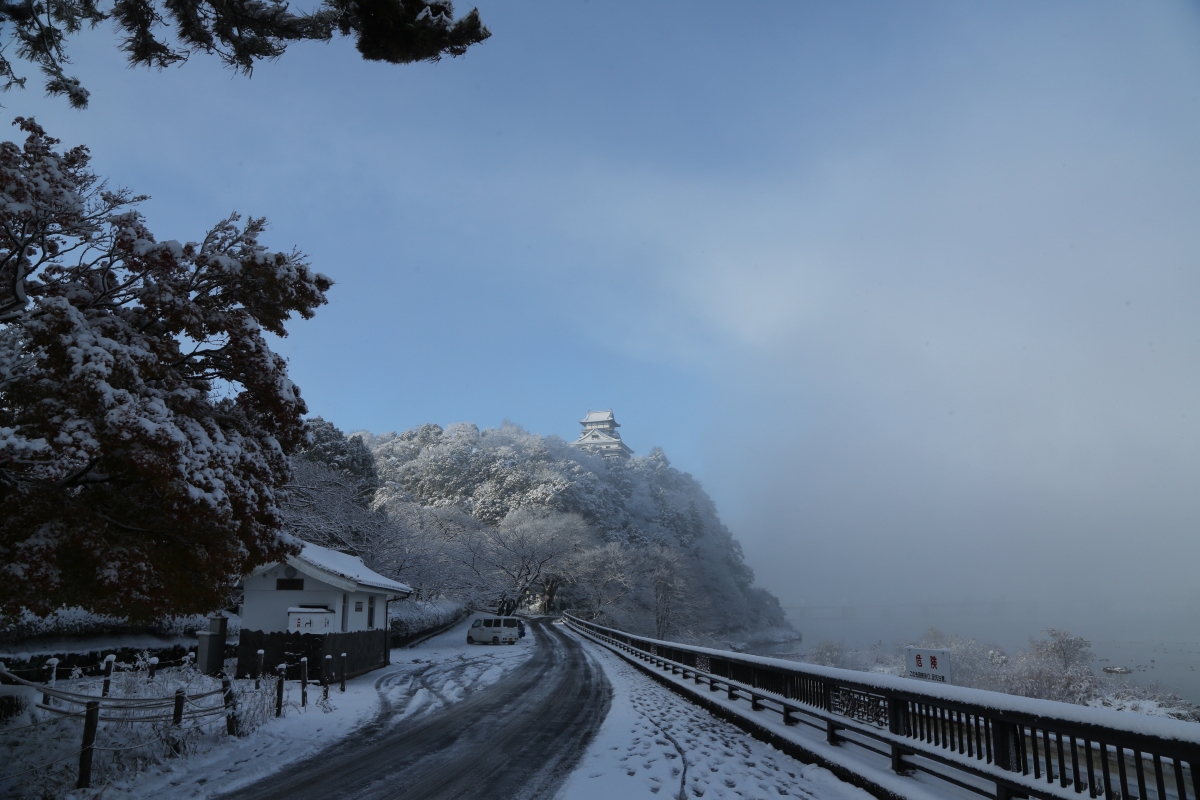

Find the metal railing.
[{"left": 565, "top": 615, "right": 1200, "bottom": 800}]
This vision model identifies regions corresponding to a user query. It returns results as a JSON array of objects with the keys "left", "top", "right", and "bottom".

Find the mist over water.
[{"left": 765, "top": 598, "right": 1200, "bottom": 704}]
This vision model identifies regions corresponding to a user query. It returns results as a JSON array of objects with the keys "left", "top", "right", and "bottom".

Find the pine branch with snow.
[{"left": 0, "top": 119, "right": 330, "bottom": 621}]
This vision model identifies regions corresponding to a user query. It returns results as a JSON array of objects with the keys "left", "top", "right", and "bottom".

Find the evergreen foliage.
[
  {"left": 0, "top": 0, "right": 490, "bottom": 108},
  {"left": 0, "top": 119, "right": 329, "bottom": 620}
]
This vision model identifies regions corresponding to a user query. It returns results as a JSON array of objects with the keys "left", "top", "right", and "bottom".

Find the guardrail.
[{"left": 565, "top": 615, "right": 1200, "bottom": 800}]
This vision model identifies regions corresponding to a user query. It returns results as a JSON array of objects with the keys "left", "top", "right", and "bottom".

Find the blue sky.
[{"left": 15, "top": 1, "right": 1200, "bottom": 647}]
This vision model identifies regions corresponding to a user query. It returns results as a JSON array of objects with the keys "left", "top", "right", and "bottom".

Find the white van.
[{"left": 467, "top": 616, "right": 520, "bottom": 645}]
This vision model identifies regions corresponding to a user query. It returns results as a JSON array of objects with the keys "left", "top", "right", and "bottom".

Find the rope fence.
[{"left": 0, "top": 656, "right": 281, "bottom": 792}]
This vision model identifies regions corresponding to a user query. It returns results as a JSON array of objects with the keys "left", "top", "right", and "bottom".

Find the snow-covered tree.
[
  {"left": 0, "top": 0, "right": 490, "bottom": 108},
  {"left": 0, "top": 119, "right": 329, "bottom": 620},
  {"left": 298, "top": 417, "right": 378, "bottom": 503}
]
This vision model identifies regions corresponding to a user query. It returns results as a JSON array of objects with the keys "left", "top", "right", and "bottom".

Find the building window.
[
  {"left": 367, "top": 596, "right": 376, "bottom": 629},
  {"left": 354, "top": 601, "right": 363, "bottom": 612},
  {"left": 276, "top": 578, "right": 304, "bottom": 590}
]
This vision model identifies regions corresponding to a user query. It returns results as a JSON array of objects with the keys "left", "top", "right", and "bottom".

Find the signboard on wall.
[
  {"left": 905, "top": 647, "right": 952, "bottom": 685},
  {"left": 288, "top": 607, "right": 334, "bottom": 632}
]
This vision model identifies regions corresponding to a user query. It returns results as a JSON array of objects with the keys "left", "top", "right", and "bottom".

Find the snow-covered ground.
[
  {"left": 2, "top": 619, "right": 535, "bottom": 799},
  {"left": 560, "top": 625, "right": 876, "bottom": 800}
]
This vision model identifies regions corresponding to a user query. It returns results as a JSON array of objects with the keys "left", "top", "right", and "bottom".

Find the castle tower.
[{"left": 573, "top": 409, "right": 633, "bottom": 458}]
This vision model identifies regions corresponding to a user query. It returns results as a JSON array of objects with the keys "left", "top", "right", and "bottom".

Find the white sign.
[
  {"left": 905, "top": 647, "right": 952, "bottom": 685},
  {"left": 288, "top": 608, "right": 334, "bottom": 632}
]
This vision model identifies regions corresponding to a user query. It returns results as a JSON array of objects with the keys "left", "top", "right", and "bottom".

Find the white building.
[
  {"left": 241, "top": 542, "right": 412, "bottom": 635},
  {"left": 572, "top": 409, "right": 633, "bottom": 458}
]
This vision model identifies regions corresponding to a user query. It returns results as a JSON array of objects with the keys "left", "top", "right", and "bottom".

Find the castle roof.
[{"left": 581, "top": 410, "right": 619, "bottom": 426}]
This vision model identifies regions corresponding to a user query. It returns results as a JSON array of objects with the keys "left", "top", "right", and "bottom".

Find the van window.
[
  {"left": 503, "top": 619, "right": 517, "bottom": 628},
  {"left": 471, "top": 619, "right": 482, "bottom": 628},
  {"left": 483, "top": 619, "right": 493, "bottom": 628}
]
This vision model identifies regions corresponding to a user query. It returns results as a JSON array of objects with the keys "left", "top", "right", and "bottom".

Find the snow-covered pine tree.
[
  {"left": 0, "top": 119, "right": 330, "bottom": 621},
  {"left": 0, "top": 0, "right": 489, "bottom": 108}
]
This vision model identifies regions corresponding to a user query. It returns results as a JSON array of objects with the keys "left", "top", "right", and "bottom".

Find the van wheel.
[
  {"left": 492, "top": 636, "right": 499, "bottom": 645},
  {"left": 467, "top": 636, "right": 473, "bottom": 644}
]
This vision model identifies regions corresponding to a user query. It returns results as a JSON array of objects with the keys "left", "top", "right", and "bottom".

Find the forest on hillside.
[{"left": 287, "top": 418, "right": 792, "bottom": 645}]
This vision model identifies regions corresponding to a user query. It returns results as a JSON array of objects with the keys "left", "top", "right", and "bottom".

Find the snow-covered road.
[
  {"left": 230, "top": 617, "right": 609, "bottom": 799},
  {"left": 560, "top": 626, "right": 879, "bottom": 800}
]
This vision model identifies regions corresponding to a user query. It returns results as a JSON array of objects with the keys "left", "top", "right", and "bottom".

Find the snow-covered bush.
[
  {"left": 388, "top": 597, "right": 466, "bottom": 641},
  {"left": 0, "top": 607, "right": 232, "bottom": 644}
]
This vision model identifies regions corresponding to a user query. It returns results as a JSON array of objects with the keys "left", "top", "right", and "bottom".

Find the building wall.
[{"left": 242, "top": 564, "right": 388, "bottom": 634}]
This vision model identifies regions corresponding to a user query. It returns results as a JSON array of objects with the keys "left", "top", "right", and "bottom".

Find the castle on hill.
[{"left": 572, "top": 409, "right": 633, "bottom": 459}]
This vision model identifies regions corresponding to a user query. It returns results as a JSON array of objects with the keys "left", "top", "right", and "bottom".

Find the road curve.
[{"left": 231, "top": 619, "right": 611, "bottom": 800}]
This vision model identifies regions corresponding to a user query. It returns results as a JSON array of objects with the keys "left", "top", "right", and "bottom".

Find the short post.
[
  {"left": 784, "top": 706, "right": 798, "bottom": 726},
  {"left": 253, "top": 650, "right": 264, "bottom": 690},
  {"left": 727, "top": 682, "right": 737, "bottom": 701},
  {"left": 827, "top": 718, "right": 840, "bottom": 745},
  {"left": 300, "top": 657, "right": 308, "bottom": 708},
  {"left": 171, "top": 689, "right": 185, "bottom": 754},
  {"left": 42, "top": 658, "right": 57, "bottom": 705},
  {"left": 751, "top": 693, "right": 763, "bottom": 711},
  {"left": 340, "top": 653, "right": 347, "bottom": 692},
  {"left": 77, "top": 700, "right": 100, "bottom": 789},
  {"left": 101, "top": 654, "right": 115, "bottom": 697},
  {"left": 694, "top": 670, "right": 703, "bottom": 686},
  {"left": 148, "top": 657, "right": 158, "bottom": 680},
  {"left": 323, "top": 654, "right": 332, "bottom": 701},
  {"left": 221, "top": 677, "right": 238, "bottom": 736},
  {"left": 710, "top": 678, "right": 721, "bottom": 693},
  {"left": 275, "top": 666, "right": 285, "bottom": 717}
]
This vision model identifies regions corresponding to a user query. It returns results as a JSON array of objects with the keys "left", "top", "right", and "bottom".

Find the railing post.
[
  {"left": 148, "top": 656, "right": 158, "bottom": 680},
  {"left": 77, "top": 700, "right": 99, "bottom": 788},
  {"left": 222, "top": 676, "right": 239, "bottom": 736},
  {"left": 992, "top": 718, "right": 1023, "bottom": 800},
  {"left": 992, "top": 719, "right": 1018, "bottom": 771},
  {"left": 341, "top": 653, "right": 348, "bottom": 692},
  {"left": 825, "top": 682, "right": 839, "bottom": 744},
  {"left": 727, "top": 681, "right": 737, "bottom": 700},
  {"left": 784, "top": 706, "right": 798, "bottom": 726},
  {"left": 888, "top": 696, "right": 908, "bottom": 773},
  {"left": 300, "top": 657, "right": 308, "bottom": 708},
  {"left": 101, "top": 654, "right": 115, "bottom": 697}
]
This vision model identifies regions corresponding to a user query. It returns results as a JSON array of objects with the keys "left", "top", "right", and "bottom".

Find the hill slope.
[{"left": 357, "top": 422, "right": 789, "bottom": 643}]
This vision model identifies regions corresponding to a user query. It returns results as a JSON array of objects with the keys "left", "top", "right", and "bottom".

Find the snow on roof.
[
  {"left": 289, "top": 542, "right": 412, "bottom": 596},
  {"left": 581, "top": 410, "right": 617, "bottom": 424}
]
